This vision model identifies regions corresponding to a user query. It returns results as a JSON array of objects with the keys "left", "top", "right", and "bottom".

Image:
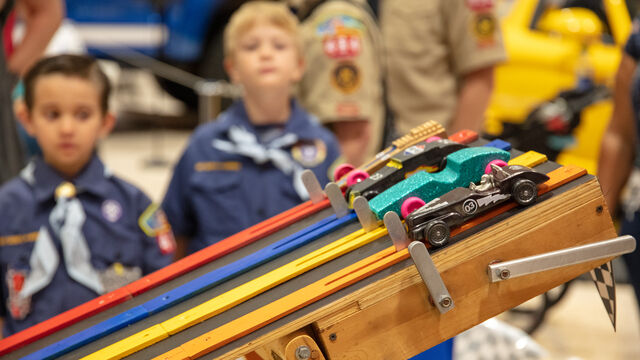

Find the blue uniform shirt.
[
  {"left": 162, "top": 99, "right": 341, "bottom": 254},
  {"left": 0, "top": 155, "right": 174, "bottom": 336}
]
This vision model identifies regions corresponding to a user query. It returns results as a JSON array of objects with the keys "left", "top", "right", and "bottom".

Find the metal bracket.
[
  {"left": 301, "top": 170, "right": 325, "bottom": 204},
  {"left": 408, "top": 241, "right": 454, "bottom": 314},
  {"left": 488, "top": 235, "right": 636, "bottom": 282},
  {"left": 324, "top": 182, "right": 349, "bottom": 218},
  {"left": 383, "top": 211, "right": 410, "bottom": 251},
  {"left": 354, "top": 196, "right": 379, "bottom": 232},
  {"left": 384, "top": 211, "right": 454, "bottom": 314}
]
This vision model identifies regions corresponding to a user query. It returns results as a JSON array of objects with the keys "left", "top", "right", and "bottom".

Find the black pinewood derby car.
[
  {"left": 405, "top": 164, "right": 550, "bottom": 247},
  {"left": 346, "top": 139, "right": 466, "bottom": 205}
]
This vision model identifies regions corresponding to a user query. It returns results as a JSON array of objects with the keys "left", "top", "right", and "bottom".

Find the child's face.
[
  {"left": 226, "top": 21, "right": 304, "bottom": 92},
  {"left": 20, "top": 74, "right": 114, "bottom": 177}
]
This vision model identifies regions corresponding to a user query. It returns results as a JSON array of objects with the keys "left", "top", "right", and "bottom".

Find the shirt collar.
[
  {"left": 220, "top": 99, "right": 320, "bottom": 142},
  {"left": 26, "top": 154, "right": 112, "bottom": 203}
]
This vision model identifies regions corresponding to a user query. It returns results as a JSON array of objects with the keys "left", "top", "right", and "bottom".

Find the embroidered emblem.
[
  {"left": 6, "top": 269, "right": 31, "bottom": 320},
  {"left": 139, "top": 204, "right": 176, "bottom": 255},
  {"left": 323, "top": 34, "right": 362, "bottom": 58},
  {"left": 194, "top": 161, "right": 242, "bottom": 172},
  {"left": 99, "top": 262, "right": 142, "bottom": 293},
  {"left": 102, "top": 199, "right": 123, "bottom": 223},
  {"left": 316, "top": 15, "right": 365, "bottom": 38},
  {"left": 331, "top": 61, "right": 360, "bottom": 94},
  {"left": 472, "top": 12, "right": 497, "bottom": 46},
  {"left": 466, "top": 0, "right": 494, "bottom": 12},
  {"left": 292, "top": 139, "right": 327, "bottom": 168},
  {"left": 336, "top": 102, "right": 360, "bottom": 117}
]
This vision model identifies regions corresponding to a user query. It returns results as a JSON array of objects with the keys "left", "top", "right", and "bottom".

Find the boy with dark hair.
[
  {"left": 162, "top": 1, "right": 341, "bottom": 257},
  {"left": 0, "top": 54, "right": 175, "bottom": 336}
]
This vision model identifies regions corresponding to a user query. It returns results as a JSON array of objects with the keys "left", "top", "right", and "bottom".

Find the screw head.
[
  {"left": 499, "top": 268, "right": 511, "bottom": 280},
  {"left": 295, "top": 345, "right": 311, "bottom": 360},
  {"left": 329, "top": 333, "right": 337, "bottom": 342},
  {"left": 439, "top": 297, "right": 452, "bottom": 308}
]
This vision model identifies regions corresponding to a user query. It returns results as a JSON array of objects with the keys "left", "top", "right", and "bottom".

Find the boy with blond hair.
[
  {"left": 0, "top": 54, "right": 175, "bottom": 336},
  {"left": 163, "top": 1, "right": 341, "bottom": 258}
]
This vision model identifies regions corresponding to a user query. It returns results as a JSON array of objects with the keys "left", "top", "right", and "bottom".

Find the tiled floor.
[{"left": 99, "top": 129, "right": 640, "bottom": 360}]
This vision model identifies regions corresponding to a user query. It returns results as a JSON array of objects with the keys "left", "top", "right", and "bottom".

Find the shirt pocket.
[{"left": 189, "top": 169, "right": 247, "bottom": 235}]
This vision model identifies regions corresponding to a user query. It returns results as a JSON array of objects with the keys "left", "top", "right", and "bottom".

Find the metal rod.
[
  {"left": 324, "top": 182, "right": 349, "bottom": 218},
  {"left": 384, "top": 211, "right": 410, "bottom": 251},
  {"left": 488, "top": 235, "right": 636, "bottom": 283},
  {"left": 408, "top": 241, "right": 454, "bottom": 314},
  {"left": 353, "top": 196, "right": 379, "bottom": 232}
]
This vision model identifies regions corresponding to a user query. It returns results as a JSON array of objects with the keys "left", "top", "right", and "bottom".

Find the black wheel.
[
  {"left": 424, "top": 220, "right": 450, "bottom": 247},
  {"left": 512, "top": 179, "right": 537, "bottom": 206}
]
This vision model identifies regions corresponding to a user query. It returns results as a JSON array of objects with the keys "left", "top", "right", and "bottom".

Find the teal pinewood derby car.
[{"left": 368, "top": 146, "right": 511, "bottom": 219}]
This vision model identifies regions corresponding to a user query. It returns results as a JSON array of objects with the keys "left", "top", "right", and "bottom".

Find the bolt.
[
  {"left": 499, "top": 268, "right": 511, "bottom": 280},
  {"left": 439, "top": 297, "right": 452, "bottom": 308},
  {"left": 295, "top": 345, "right": 311, "bottom": 360},
  {"left": 596, "top": 205, "right": 603, "bottom": 214},
  {"left": 329, "top": 333, "right": 337, "bottom": 342}
]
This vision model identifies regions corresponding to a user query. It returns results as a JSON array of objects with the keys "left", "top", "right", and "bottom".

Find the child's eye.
[
  {"left": 76, "top": 110, "right": 92, "bottom": 120},
  {"left": 273, "top": 41, "right": 288, "bottom": 50},
  {"left": 44, "top": 110, "right": 60, "bottom": 120},
  {"left": 242, "top": 42, "right": 259, "bottom": 51}
]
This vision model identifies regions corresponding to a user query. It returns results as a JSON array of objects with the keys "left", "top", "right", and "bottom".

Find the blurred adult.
[
  {"left": 598, "top": 17, "right": 640, "bottom": 305},
  {"left": 296, "top": 0, "right": 384, "bottom": 167},
  {"left": 0, "top": 0, "right": 63, "bottom": 184},
  {"left": 380, "top": 0, "right": 506, "bottom": 135}
]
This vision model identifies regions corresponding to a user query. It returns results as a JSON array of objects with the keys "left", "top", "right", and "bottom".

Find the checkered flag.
[{"left": 589, "top": 260, "right": 616, "bottom": 331}]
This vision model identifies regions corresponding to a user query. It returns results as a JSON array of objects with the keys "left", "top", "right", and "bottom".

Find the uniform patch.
[
  {"left": 323, "top": 34, "right": 362, "bottom": 58},
  {"left": 101, "top": 199, "right": 123, "bottom": 223},
  {"left": 332, "top": 61, "right": 361, "bottom": 94},
  {"left": 99, "top": 262, "right": 142, "bottom": 293},
  {"left": 139, "top": 204, "right": 176, "bottom": 255},
  {"left": 292, "top": 139, "right": 327, "bottom": 168},
  {"left": 6, "top": 269, "right": 31, "bottom": 320},
  {"left": 316, "top": 15, "right": 365, "bottom": 37},
  {"left": 336, "top": 102, "right": 360, "bottom": 117},
  {"left": 472, "top": 12, "right": 497, "bottom": 46},
  {"left": 0, "top": 232, "right": 38, "bottom": 247},
  {"left": 194, "top": 161, "right": 241, "bottom": 172},
  {"left": 466, "top": 0, "right": 494, "bottom": 12}
]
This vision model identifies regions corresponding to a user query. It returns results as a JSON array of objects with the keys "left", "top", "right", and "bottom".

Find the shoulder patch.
[
  {"left": 331, "top": 61, "right": 361, "bottom": 94},
  {"left": 466, "top": 0, "right": 494, "bottom": 12},
  {"left": 292, "top": 139, "right": 327, "bottom": 167},
  {"left": 316, "top": 15, "right": 364, "bottom": 59},
  {"left": 139, "top": 204, "right": 176, "bottom": 255},
  {"left": 471, "top": 12, "right": 497, "bottom": 47}
]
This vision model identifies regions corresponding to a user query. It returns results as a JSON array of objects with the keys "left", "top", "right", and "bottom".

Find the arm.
[
  {"left": 7, "top": 0, "right": 64, "bottom": 76},
  {"left": 328, "top": 120, "right": 371, "bottom": 167},
  {"left": 449, "top": 66, "right": 495, "bottom": 133},
  {"left": 597, "top": 53, "right": 638, "bottom": 214}
]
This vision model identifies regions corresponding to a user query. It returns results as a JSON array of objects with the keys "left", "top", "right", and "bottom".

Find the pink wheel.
[
  {"left": 346, "top": 170, "right": 369, "bottom": 186},
  {"left": 401, "top": 197, "right": 426, "bottom": 218},
  {"left": 333, "top": 163, "right": 355, "bottom": 181},
  {"left": 485, "top": 159, "right": 507, "bottom": 174},
  {"left": 426, "top": 136, "right": 442, "bottom": 143}
]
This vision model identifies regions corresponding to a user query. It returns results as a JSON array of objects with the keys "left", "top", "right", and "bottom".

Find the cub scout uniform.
[
  {"left": 162, "top": 99, "right": 341, "bottom": 255},
  {"left": 298, "top": 0, "right": 385, "bottom": 158},
  {"left": 0, "top": 155, "right": 174, "bottom": 336},
  {"left": 381, "top": 0, "right": 507, "bottom": 135}
]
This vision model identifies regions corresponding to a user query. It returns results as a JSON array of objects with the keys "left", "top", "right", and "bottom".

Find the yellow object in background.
[{"left": 486, "top": 0, "right": 631, "bottom": 174}]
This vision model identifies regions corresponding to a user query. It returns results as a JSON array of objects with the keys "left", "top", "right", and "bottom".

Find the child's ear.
[
  {"left": 291, "top": 56, "right": 306, "bottom": 83},
  {"left": 15, "top": 100, "right": 36, "bottom": 136},
  {"left": 224, "top": 57, "right": 239, "bottom": 83},
  {"left": 99, "top": 112, "right": 116, "bottom": 139}
]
